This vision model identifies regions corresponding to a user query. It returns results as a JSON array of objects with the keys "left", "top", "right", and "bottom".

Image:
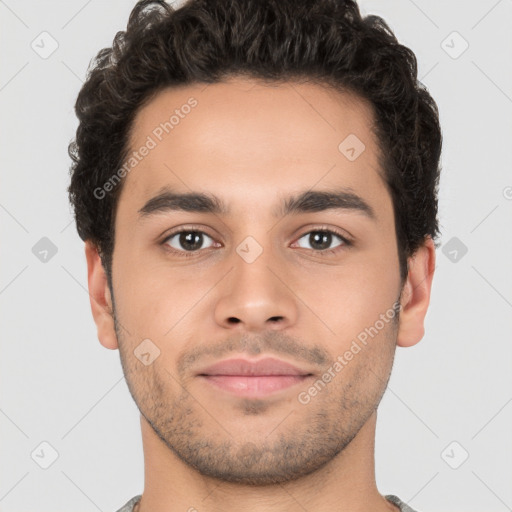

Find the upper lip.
[{"left": 196, "top": 357, "right": 313, "bottom": 376}]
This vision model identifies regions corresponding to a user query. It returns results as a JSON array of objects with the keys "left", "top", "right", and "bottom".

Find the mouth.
[{"left": 196, "top": 357, "right": 314, "bottom": 398}]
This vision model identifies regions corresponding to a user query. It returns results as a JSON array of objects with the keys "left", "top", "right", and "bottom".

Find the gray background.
[{"left": 1, "top": 0, "right": 511, "bottom": 510}]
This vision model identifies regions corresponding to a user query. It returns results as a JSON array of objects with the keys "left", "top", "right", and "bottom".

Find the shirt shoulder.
[
  {"left": 385, "top": 494, "right": 421, "bottom": 512},
  {"left": 114, "top": 495, "right": 142, "bottom": 512}
]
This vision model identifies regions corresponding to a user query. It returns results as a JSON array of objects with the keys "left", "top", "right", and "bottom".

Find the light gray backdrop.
[{"left": 1, "top": 0, "right": 511, "bottom": 511}]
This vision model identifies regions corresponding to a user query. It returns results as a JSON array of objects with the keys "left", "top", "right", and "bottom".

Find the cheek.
[
  {"left": 294, "top": 256, "right": 401, "bottom": 346},
  {"left": 114, "top": 257, "right": 213, "bottom": 344}
]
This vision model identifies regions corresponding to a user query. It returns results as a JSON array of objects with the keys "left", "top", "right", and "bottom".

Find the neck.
[{"left": 135, "top": 411, "right": 399, "bottom": 512}]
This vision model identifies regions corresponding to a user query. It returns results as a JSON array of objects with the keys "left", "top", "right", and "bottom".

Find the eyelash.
[{"left": 161, "top": 225, "right": 353, "bottom": 258}]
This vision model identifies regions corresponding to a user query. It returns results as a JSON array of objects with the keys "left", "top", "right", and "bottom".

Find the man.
[{"left": 67, "top": 0, "right": 441, "bottom": 510}]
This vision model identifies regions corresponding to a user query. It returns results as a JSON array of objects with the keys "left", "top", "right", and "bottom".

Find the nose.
[{"left": 213, "top": 243, "right": 298, "bottom": 332}]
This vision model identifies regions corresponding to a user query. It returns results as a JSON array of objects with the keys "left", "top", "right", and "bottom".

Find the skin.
[{"left": 86, "top": 77, "right": 435, "bottom": 512}]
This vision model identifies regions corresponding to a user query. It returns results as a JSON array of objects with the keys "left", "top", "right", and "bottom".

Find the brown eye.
[
  {"left": 295, "top": 230, "right": 348, "bottom": 252},
  {"left": 163, "top": 230, "right": 215, "bottom": 253}
]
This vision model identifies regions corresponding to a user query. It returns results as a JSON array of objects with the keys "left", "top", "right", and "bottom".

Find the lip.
[
  {"left": 196, "top": 357, "right": 312, "bottom": 377},
  {"left": 196, "top": 357, "right": 314, "bottom": 398}
]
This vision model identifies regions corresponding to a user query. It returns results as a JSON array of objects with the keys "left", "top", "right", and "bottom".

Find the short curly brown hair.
[{"left": 67, "top": 0, "right": 442, "bottom": 286}]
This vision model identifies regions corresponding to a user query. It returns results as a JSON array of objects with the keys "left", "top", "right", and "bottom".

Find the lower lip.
[{"left": 200, "top": 375, "right": 312, "bottom": 397}]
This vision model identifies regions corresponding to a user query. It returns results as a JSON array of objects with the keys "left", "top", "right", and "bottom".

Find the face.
[{"left": 108, "top": 77, "right": 405, "bottom": 484}]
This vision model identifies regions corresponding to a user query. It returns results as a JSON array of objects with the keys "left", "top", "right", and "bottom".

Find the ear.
[
  {"left": 84, "top": 240, "right": 118, "bottom": 350},
  {"left": 396, "top": 236, "right": 436, "bottom": 347}
]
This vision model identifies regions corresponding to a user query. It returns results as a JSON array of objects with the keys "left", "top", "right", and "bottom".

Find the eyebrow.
[{"left": 137, "top": 186, "right": 376, "bottom": 220}]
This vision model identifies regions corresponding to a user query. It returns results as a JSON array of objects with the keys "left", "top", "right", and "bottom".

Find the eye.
[
  {"left": 160, "top": 226, "right": 352, "bottom": 258},
  {"left": 294, "top": 229, "right": 351, "bottom": 254},
  {"left": 162, "top": 229, "right": 216, "bottom": 255}
]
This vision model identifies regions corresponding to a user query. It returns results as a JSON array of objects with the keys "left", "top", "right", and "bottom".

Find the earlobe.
[
  {"left": 84, "top": 241, "right": 119, "bottom": 350},
  {"left": 396, "top": 236, "right": 436, "bottom": 348}
]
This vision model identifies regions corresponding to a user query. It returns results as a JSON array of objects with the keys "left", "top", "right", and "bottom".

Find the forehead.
[{"left": 119, "top": 77, "right": 387, "bottom": 216}]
